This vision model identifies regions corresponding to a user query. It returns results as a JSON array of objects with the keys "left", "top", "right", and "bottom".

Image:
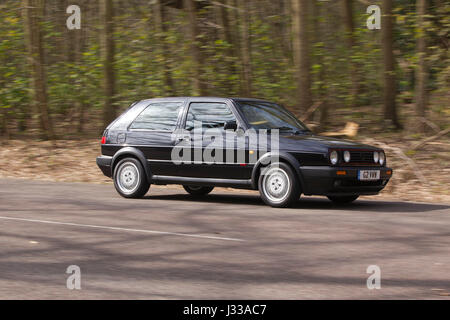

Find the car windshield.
[{"left": 237, "top": 100, "right": 310, "bottom": 133}]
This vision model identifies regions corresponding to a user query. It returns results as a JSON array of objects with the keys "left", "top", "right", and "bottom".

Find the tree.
[
  {"left": 100, "top": 0, "right": 116, "bottom": 128},
  {"left": 184, "top": 0, "right": 206, "bottom": 96},
  {"left": 415, "top": 0, "right": 427, "bottom": 132},
  {"left": 274, "top": 0, "right": 291, "bottom": 59},
  {"left": 154, "top": 0, "right": 174, "bottom": 95},
  {"left": 342, "top": 0, "right": 359, "bottom": 108},
  {"left": 312, "top": 0, "right": 329, "bottom": 128},
  {"left": 238, "top": 0, "right": 252, "bottom": 96},
  {"left": 228, "top": 0, "right": 242, "bottom": 93},
  {"left": 22, "top": 0, "right": 55, "bottom": 139},
  {"left": 381, "top": 0, "right": 401, "bottom": 128},
  {"left": 64, "top": 0, "right": 87, "bottom": 133},
  {"left": 215, "top": 0, "right": 237, "bottom": 90},
  {"left": 291, "top": 0, "right": 312, "bottom": 114}
]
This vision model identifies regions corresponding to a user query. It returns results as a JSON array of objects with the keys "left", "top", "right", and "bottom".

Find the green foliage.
[
  {"left": 0, "top": 0, "right": 448, "bottom": 137},
  {"left": 0, "top": 3, "right": 29, "bottom": 129}
]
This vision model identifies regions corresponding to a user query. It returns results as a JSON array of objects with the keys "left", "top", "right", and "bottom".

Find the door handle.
[{"left": 176, "top": 136, "right": 190, "bottom": 143}]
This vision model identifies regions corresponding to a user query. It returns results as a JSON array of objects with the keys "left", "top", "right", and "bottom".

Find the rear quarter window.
[{"left": 129, "top": 102, "right": 183, "bottom": 131}]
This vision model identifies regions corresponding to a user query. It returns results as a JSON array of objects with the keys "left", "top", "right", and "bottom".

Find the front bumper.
[
  {"left": 96, "top": 156, "right": 113, "bottom": 178},
  {"left": 300, "top": 166, "right": 393, "bottom": 196}
]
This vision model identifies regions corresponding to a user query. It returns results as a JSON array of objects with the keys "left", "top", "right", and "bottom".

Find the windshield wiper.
[
  {"left": 268, "top": 126, "right": 296, "bottom": 132},
  {"left": 268, "top": 127, "right": 311, "bottom": 135},
  {"left": 293, "top": 129, "right": 311, "bottom": 134}
]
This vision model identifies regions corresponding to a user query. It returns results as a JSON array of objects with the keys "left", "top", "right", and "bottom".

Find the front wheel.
[
  {"left": 113, "top": 158, "right": 150, "bottom": 198},
  {"left": 258, "top": 162, "right": 301, "bottom": 208},
  {"left": 327, "top": 195, "right": 359, "bottom": 204},
  {"left": 183, "top": 185, "right": 214, "bottom": 196}
]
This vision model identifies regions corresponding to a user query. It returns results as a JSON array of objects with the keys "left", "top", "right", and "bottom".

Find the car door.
[
  {"left": 125, "top": 100, "right": 185, "bottom": 176},
  {"left": 176, "top": 100, "right": 248, "bottom": 179}
]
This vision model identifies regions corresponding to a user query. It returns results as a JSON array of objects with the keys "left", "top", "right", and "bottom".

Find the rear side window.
[
  {"left": 185, "top": 102, "right": 236, "bottom": 131},
  {"left": 130, "top": 102, "right": 183, "bottom": 131}
]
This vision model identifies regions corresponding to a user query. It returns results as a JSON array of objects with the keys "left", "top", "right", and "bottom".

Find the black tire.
[
  {"left": 113, "top": 157, "right": 150, "bottom": 198},
  {"left": 183, "top": 185, "right": 214, "bottom": 196},
  {"left": 258, "top": 162, "right": 301, "bottom": 208},
  {"left": 327, "top": 195, "right": 359, "bottom": 204}
]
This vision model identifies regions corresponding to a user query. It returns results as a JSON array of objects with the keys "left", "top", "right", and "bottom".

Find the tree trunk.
[
  {"left": 22, "top": 0, "right": 55, "bottom": 140},
  {"left": 381, "top": 0, "right": 400, "bottom": 128},
  {"left": 274, "top": 0, "right": 291, "bottom": 59},
  {"left": 238, "top": 0, "right": 252, "bottom": 97},
  {"left": 63, "top": 0, "right": 85, "bottom": 133},
  {"left": 291, "top": 0, "right": 312, "bottom": 114},
  {"left": 228, "top": 0, "right": 242, "bottom": 94},
  {"left": 1, "top": 109, "right": 10, "bottom": 139},
  {"left": 312, "top": 0, "right": 328, "bottom": 128},
  {"left": 216, "top": 0, "right": 237, "bottom": 87},
  {"left": 100, "top": 0, "right": 116, "bottom": 128},
  {"left": 65, "top": 0, "right": 77, "bottom": 64},
  {"left": 76, "top": 0, "right": 88, "bottom": 134},
  {"left": 415, "top": 0, "right": 427, "bottom": 132},
  {"left": 342, "top": 0, "right": 359, "bottom": 108},
  {"left": 154, "top": 0, "right": 174, "bottom": 95},
  {"left": 184, "top": 0, "right": 206, "bottom": 96}
]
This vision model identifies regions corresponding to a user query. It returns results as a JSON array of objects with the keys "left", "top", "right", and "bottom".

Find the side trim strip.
[
  {"left": 147, "top": 159, "right": 255, "bottom": 165},
  {"left": 151, "top": 175, "right": 252, "bottom": 187}
]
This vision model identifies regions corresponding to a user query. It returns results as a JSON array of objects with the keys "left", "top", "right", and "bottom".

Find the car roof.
[
  {"left": 138, "top": 97, "right": 273, "bottom": 104},
  {"left": 229, "top": 97, "right": 273, "bottom": 103}
]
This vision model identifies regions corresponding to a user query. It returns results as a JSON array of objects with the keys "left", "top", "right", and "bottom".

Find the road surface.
[{"left": 0, "top": 178, "right": 449, "bottom": 299}]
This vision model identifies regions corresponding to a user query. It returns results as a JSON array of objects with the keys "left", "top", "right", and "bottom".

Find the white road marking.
[{"left": 0, "top": 215, "right": 245, "bottom": 242}]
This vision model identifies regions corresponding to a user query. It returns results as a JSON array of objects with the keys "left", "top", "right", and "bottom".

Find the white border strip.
[{"left": 0, "top": 216, "right": 245, "bottom": 242}]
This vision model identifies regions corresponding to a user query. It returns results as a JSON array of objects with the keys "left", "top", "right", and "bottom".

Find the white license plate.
[{"left": 358, "top": 170, "right": 380, "bottom": 181}]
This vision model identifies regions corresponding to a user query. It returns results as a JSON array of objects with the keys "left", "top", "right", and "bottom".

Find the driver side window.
[{"left": 185, "top": 102, "right": 236, "bottom": 131}]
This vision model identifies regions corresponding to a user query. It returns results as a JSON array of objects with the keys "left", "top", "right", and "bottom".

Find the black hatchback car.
[{"left": 97, "top": 97, "right": 392, "bottom": 207}]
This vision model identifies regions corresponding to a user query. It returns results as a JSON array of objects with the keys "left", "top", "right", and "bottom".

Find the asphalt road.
[{"left": 0, "top": 178, "right": 449, "bottom": 299}]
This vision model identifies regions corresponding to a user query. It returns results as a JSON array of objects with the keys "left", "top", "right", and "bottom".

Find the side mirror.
[{"left": 224, "top": 120, "right": 238, "bottom": 131}]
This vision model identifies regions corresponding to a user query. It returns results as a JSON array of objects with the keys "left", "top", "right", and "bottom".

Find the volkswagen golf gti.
[{"left": 96, "top": 97, "right": 393, "bottom": 207}]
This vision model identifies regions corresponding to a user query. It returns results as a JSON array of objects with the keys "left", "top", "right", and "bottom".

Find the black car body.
[{"left": 97, "top": 97, "right": 392, "bottom": 207}]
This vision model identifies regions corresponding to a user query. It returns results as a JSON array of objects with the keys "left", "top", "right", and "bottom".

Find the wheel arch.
[
  {"left": 251, "top": 152, "right": 305, "bottom": 191},
  {"left": 111, "top": 147, "right": 152, "bottom": 181}
]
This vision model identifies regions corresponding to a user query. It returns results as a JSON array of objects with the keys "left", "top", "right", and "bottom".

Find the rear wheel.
[
  {"left": 327, "top": 195, "right": 359, "bottom": 204},
  {"left": 183, "top": 185, "right": 214, "bottom": 196},
  {"left": 113, "top": 158, "right": 150, "bottom": 198},
  {"left": 258, "top": 162, "right": 301, "bottom": 208}
]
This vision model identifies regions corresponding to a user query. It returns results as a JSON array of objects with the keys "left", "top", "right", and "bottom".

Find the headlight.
[
  {"left": 330, "top": 150, "right": 339, "bottom": 165},
  {"left": 373, "top": 151, "right": 379, "bottom": 163},
  {"left": 343, "top": 151, "right": 351, "bottom": 163},
  {"left": 379, "top": 152, "right": 385, "bottom": 165}
]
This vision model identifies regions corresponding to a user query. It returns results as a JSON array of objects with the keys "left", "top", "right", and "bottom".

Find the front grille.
[{"left": 349, "top": 151, "right": 374, "bottom": 163}]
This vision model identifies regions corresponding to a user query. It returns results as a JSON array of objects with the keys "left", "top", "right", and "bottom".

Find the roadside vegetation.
[{"left": 0, "top": 1, "right": 448, "bottom": 202}]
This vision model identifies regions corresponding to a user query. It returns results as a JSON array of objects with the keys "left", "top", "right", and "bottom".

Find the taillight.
[{"left": 101, "top": 136, "right": 106, "bottom": 144}]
